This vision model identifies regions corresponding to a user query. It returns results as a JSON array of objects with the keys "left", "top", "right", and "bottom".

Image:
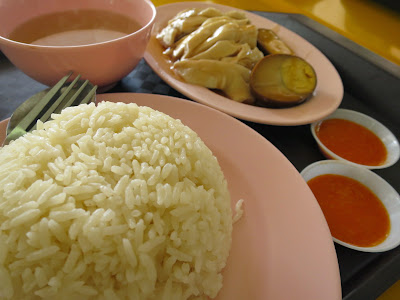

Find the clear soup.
[{"left": 8, "top": 9, "right": 141, "bottom": 46}]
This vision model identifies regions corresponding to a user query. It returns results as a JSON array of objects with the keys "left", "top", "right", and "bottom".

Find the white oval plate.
[{"left": 144, "top": 1, "right": 344, "bottom": 126}]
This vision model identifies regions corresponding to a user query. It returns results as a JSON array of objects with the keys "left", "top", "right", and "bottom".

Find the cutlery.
[{"left": 3, "top": 73, "right": 97, "bottom": 146}]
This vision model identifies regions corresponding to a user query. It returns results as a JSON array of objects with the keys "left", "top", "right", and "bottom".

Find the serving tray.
[{"left": 1, "top": 11, "right": 399, "bottom": 300}]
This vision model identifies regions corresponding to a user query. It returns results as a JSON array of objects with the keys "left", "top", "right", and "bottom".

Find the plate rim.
[{"left": 144, "top": 1, "right": 344, "bottom": 126}]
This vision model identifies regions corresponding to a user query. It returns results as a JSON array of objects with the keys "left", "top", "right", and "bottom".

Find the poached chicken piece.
[{"left": 157, "top": 7, "right": 263, "bottom": 103}]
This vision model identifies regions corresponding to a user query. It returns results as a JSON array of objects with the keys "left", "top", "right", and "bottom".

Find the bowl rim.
[
  {"left": 310, "top": 108, "right": 400, "bottom": 169},
  {"left": 301, "top": 159, "right": 400, "bottom": 252},
  {"left": 0, "top": 0, "right": 157, "bottom": 49}
]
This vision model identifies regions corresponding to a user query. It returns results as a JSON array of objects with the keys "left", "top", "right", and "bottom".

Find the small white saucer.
[
  {"left": 310, "top": 108, "right": 399, "bottom": 169},
  {"left": 301, "top": 160, "right": 400, "bottom": 252}
]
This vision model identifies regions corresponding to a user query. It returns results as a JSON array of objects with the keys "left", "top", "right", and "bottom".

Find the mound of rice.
[{"left": 0, "top": 101, "right": 232, "bottom": 300}]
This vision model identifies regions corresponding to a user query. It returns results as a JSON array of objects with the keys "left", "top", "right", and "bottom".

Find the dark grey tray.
[{"left": 1, "top": 11, "right": 400, "bottom": 300}]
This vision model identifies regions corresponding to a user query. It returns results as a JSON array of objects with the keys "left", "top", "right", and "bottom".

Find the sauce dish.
[
  {"left": 311, "top": 109, "right": 399, "bottom": 169},
  {"left": 301, "top": 160, "right": 400, "bottom": 252}
]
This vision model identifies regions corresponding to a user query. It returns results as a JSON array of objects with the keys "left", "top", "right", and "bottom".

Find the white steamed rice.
[{"left": 0, "top": 101, "right": 233, "bottom": 300}]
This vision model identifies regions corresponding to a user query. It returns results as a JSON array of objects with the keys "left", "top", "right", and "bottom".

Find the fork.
[{"left": 3, "top": 73, "right": 97, "bottom": 146}]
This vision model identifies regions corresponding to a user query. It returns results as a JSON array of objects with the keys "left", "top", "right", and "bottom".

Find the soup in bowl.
[{"left": 0, "top": 0, "right": 156, "bottom": 89}]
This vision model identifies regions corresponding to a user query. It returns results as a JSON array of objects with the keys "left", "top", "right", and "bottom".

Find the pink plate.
[
  {"left": 0, "top": 93, "right": 341, "bottom": 300},
  {"left": 144, "top": 1, "right": 344, "bottom": 126}
]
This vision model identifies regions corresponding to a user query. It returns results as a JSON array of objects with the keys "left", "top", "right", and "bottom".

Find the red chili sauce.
[
  {"left": 308, "top": 174, "right": 390, "bottom": 247},
  {"left": 315, "top": 118, "right": 387, "bottom": 166}
]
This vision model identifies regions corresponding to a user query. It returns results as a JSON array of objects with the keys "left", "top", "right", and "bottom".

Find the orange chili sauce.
[
  {"left": 315, "top": 118, "right": 387, "bottom": 166},
  {"left": 307, "top": 174, "right": 390, "bottom": 247}
]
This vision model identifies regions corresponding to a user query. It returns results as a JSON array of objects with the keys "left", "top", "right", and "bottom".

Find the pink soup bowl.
[{"left": 0, "top": 0, "right": 156, "bottom": 89}]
